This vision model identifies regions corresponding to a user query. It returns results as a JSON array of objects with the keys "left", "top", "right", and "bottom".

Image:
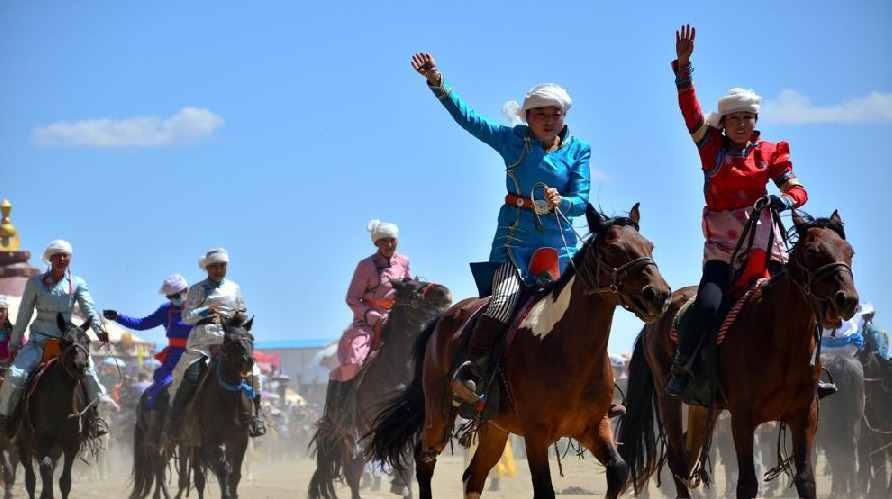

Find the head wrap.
[
  {"left": 159, "top": 274, "right": 189, "bottom": 296},
  {"left": 42, "top": 239, "right": 73, "bottom": 264},
  {"left": 367, "top": 219, "right": 399, "bottom": 243},
  {"left": 706, "top": 88, "right": 762, "bottom": 127},
  {"left": 198, "top": 248, "right": 230, "bottom": 270},
  {"left": 0, "top": 295, "right": 8, "bottom": 309},
  {"left": 504, "top": 83, "right": 572, "bottom": 124}
]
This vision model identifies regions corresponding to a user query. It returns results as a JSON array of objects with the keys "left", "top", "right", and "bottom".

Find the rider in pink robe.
[{"left": 331, "top": 221, "right": 411, "bottom": 381}]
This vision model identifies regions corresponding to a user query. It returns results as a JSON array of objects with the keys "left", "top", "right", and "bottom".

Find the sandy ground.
[{"left": 1, "top": 443, "right": 848, "bottom": 499}]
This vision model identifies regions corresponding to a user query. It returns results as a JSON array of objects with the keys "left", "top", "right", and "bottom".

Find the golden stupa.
[{"left": 0, "top": 199, "right": 19, "bottom": 251}]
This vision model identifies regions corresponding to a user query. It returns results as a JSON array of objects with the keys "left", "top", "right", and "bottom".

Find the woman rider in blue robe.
[{"left": 410, "top": 53, "right": 592, "bottom": 398}]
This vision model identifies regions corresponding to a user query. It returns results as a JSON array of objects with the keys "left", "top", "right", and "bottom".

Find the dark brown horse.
[
  {"left": 618, "top": 210, "right": 859, "bottom": 499},
  {"left": 16, "top": 314, "right": 96, "bottom": 499},
  {"left": 178, "top": 318, "right": 255, "bottom": 499},
  {"left": 308, "top": 278, "right": 452, "bottom": 499},
  {"left": 367, "top": 204, "right": 670, "bottom": 499},
  {"left": 857, "top": 348, "right": 892, "bottom": 496}
]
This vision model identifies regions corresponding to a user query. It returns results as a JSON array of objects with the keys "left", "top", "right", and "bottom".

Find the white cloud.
[
  {"left": 762, "top": 90, "right": 892, "bottom": 125},
  {"left": 33, "top": 107, "right": 224, "bottom": 147}
]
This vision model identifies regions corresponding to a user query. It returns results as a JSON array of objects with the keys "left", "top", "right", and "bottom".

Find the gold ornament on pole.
[{"left": 0, "top": 199, "right": 21, "bottom": 251}]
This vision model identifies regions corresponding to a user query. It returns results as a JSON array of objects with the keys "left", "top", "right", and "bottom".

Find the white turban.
[
  {"left": 198, "top": 248, "right": 230, "bottom": 270},
  {"left": 42, "top": 239, "right": 73, "bottom": 263},
  {"left": 367, "top": 219, "right": 399, "bottom": 243},
  {"left": 707, "top": 88, "right": 762, "bottom": 127},
  {"left": 0, "top": 295, "right": 8, "bottom": 309},
  {"left": 159, "top": 274, "right": 189, "bottom": 296},
  {"left": 507, "top": 83, "right": 572, "bottom": 124}
]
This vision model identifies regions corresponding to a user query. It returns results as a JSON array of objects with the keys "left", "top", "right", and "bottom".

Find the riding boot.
[
  {"left": 248, "top": 395, "right": 267, "bottom": 438},
  {"left": 666, "top": 315, "right": 703, "bottom": 398},
  {"left": 817, "top": 381, "right": 837, "bottom": 399},
  {"left": 166, "top": 362, "right": 202, "bottom": 440},
  {"left": 454, "top": 316, "right": 509, "bottom": 402}
]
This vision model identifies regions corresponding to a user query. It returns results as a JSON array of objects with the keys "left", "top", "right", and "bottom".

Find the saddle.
[{"left": 671, "top": 278, "right": 771, "bottom": 407}]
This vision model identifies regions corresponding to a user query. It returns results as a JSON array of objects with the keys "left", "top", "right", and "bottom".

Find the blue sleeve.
[
  {"left": 559, "top": 144, "right": 591, "bottom": 217},
  {"left": 428, "top": 78, "right": 512, "bottom": 156},
  {"left": 115, "top": 305, "right": 167, "bottom": 331}
]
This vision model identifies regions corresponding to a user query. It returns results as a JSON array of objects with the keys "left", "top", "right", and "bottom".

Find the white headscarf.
[
  {"left": 198, "top": 248, "right": 230, "bottom": 270},
  {"left": 706, "top": 88, "right": 762, "bottom": 127},
  {"left": 159, "top": 274, "right": 189, "bottom": 296},
  {"left": 367, "top": 219, "right": 399, "bottom": 243},
  {"left": 42, "top": 239, "right": 73, "bottom": 264},
  {"left": 503, "top": 83, "right": 573, "bottom": 124},
  {"left": 0, "top": 295, "right": 8, "bottom": 309}
]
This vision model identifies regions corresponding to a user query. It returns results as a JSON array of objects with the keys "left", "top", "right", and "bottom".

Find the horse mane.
[{"left": 548, "top": 215, "right": 640, "bottom": 299}]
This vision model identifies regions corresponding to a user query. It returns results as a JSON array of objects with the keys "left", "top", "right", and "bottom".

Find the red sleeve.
[
  {"left": 672, "top": 60, "right": 722, "bottom": 171},
  {"left": 768, "top": 141, "right": 808, "bottom": 207}
]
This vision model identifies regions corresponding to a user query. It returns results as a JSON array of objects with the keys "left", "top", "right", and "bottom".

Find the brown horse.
[
  {"left": 367, "top": 203, "right": 670, "bottom": 499},
  {"left": 617, "top": 210, "right": 859, "bottom": 499}
]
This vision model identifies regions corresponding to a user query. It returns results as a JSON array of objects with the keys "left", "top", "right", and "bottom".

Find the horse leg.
[
  {"left": 788, "top": 402, "right": 818, "bottom": 499},
  {"left": 461, "top": 423, "right": 508, "bottom": 498},
  {"left": 730, "top": 414, "right": 757, "bottom": 499},
  {"left": 58, "top": 446, "right": 75, "bottom": 499},
  {"left": 580, "top": 416, "right": 627, "bottom": 499},
  {"left": 20, "top": 446, "right": 36, "bottom": 499},
  {"left": 656, "top": 394, "right": 692, "bottom": 497},
  {"left": 37, "top": 454, "right": 55, "bottom": 499},
  {"left": 204, "top": 443, "right": 229, "bottom": 499},
  {"left": 414, "top": 409, "right": 452, "bottom": 499},
  {"left": 192, "top": 447, "right": 206, "bottom": 499},
  {"left": 524, "top": 434, "right": 556, "bottom": 499},
  {"left": 225, "top": 437, "right": 249, "bottom": 499},
  {"left": 0, "top": 447, "right": 13, "bottom": 499},
  {"left": 686, "top": 405, "right": 720, "bottom": 489},
  {"left": 342, "top": 452, "right": 363, "bottom": 499}
]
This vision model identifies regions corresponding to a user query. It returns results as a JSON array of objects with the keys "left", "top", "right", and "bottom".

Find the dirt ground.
[{"left": 3, "top": 443, "right": 845, "bottom": 499}]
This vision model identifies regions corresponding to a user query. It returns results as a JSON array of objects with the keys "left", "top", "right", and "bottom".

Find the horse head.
[
  {"left": 577, "top": 203, "right": 670, "bottom": 323},
  {"left": 222, "top": 316, "right": 255, "bottom": 377},
  {"left": 55, "top": 313, "right": 92, "bottom": 379},
  {"left": 789, "top": 210, "right": 859, "bottom": 329},
  {"left": 389, "top": 278, "right": 452, "bottom": 326}
]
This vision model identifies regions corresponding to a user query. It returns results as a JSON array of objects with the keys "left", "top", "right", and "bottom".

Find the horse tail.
[
  {"left": 307, "top": 382, "right": 346, "bottom": 499},
  {"left": 616, "top": 328, "right": 660, "bottom": 493},
  {"left": 129, "top": 400, "right": 152, "bottom": 498},
  {"left": 364, "top": 317, "right": 438, "bottom": 475}
]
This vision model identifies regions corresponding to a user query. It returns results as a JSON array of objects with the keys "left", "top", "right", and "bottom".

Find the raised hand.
[
  {"left": 410, "top": 52, "right": 441, "bottom": 85},
  {"left": 675, "top": 24, "right": 696, "bottom": 65}
]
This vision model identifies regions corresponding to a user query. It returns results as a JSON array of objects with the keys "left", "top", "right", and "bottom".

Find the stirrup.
[
  {"left": 249, "top": 417, "right": 266, "bottom": 438},
  {"left": 817, "top": 382, "right": 837, "bottom": 399},
  {"left": 451, "top": 361, "right": 481, "bottom": 405}
]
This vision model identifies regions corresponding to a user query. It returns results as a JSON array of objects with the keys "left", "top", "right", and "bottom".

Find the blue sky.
[{"left": 3, "top": 1, "right": 890, "bottom": 354}]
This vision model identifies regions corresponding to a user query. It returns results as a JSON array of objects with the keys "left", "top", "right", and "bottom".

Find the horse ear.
[
  {"left": 80, "top": 318, "right": 92, "bottom": 332},
  {"left": 244, "top": 317, "right": 254, "bottom": 332},
  {"left": 830, "top": 209, "right": 843, "bottom": 225},
  {"left": 57, "top": 313, "right": 67, "bottom": 333},
  {"left": 390, "top": 279, "right": 407, "bottom": 292},
  {"left": 586, "top": 204, "right": 604, "bottom": 234},
  {"left": 629, "top": 202, "right": 641, "bottom": 226}
]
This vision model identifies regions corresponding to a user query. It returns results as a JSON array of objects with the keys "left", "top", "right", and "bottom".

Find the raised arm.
[
  {"left": 74, "top": 278, "right": 105, "bottom": 337},
  {"left": 411, "top": 52, "right": 512, "bottom": 153},
  {"left": 181, "top": 285, "right": 209, "bottom": 325},
  {"left": 345, "top": 260, "right": 381, "bottom": 326},
  {"left": 671, "top": 25, "right": 721, "bottom": 165}
]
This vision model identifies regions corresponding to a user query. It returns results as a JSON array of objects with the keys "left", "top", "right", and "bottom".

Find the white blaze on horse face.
[{"left": 520, "top": 276, "right": 574, "bottom": 338}]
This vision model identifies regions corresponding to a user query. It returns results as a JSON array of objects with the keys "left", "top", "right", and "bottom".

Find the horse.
[
  {"left": 15, "top": 314, "right": 98, "bottom": 499},
  {"left": 308, "top": 277, "right": 452, "bottom": 499},
  {"left": 177, "top": 317, "right": 256, "bottom": 499},
  {"left": 617, "top": 209, "right": 859, "bottom": 499},
  {"left": 367, "top": 203, "right": 670, "bottom": 499},
  {"left": 815, "top": 353, "right": 864, "bottom": 495},
  {"left": 857, "top": 348, "right": 892, "bottom": 496}
]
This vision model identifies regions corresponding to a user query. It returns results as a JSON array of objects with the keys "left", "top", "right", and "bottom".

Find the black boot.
[
  {"left": 817, "top": 381, "right": 837, "bottom": 399},
  {"left": 666, "top": 316, "right": 703, "bottom": 399},
  {"left": 85, "top": 406, "right": 109, "bottom": 439},
  {"left": 453, "top": 316, "right": 509, "bottom": 403},
  {"left": 248, "top": 395, "right": 266, "bottom": 438},
  {"left": 166, "top": 363, "right": 202, "bottom": 441}
]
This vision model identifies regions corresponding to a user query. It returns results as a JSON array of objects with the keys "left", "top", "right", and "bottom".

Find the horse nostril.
[{"left": 643, "top": 286, "right": 659, "bottom": 305}]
